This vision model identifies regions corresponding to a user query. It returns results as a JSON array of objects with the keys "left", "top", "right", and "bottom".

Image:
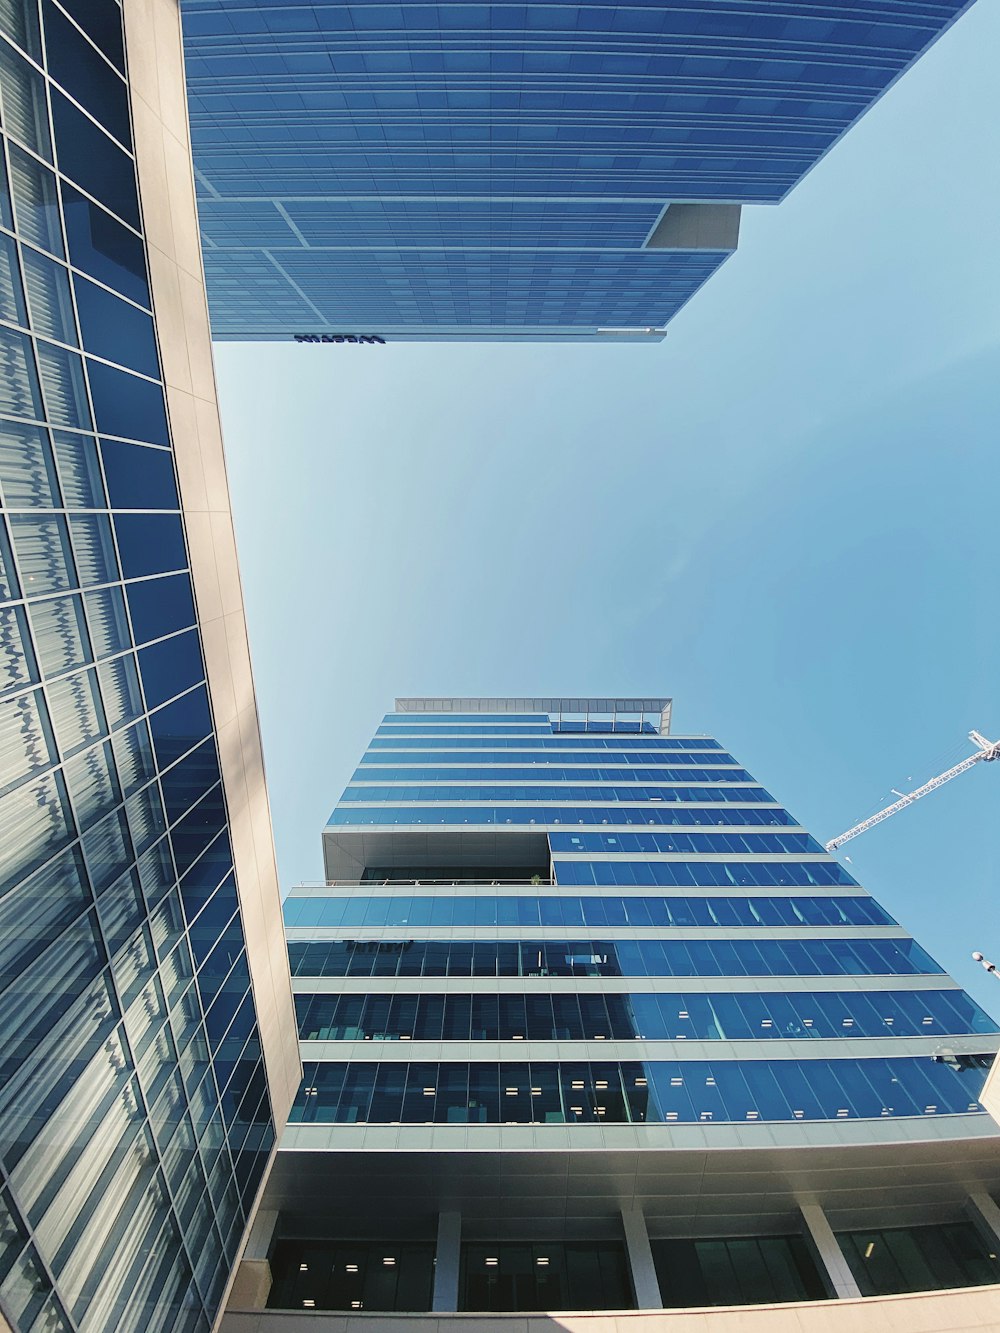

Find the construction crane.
[{"left": 825, "top": 730, "right": 1000, "bottom": 852}]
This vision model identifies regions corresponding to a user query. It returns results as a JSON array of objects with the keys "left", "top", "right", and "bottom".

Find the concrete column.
[
  {"left": 966, "top": 1190, "right": 1000, "bottom": 1250},
  {"left": 621, "top": 1208, "right": 663, "bottom": 1310},
  {"left": 799, "top": 1204, "right": 861, "bottom": 1299},
  {"left": 226, "top": 1209, "right": 278, "bottom": 1310},
  {"left": 432, "top": 1210, "right": 462, "bottom": 1312}
]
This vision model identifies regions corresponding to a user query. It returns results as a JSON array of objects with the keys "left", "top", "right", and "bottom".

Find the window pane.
[
  {"left": 60, "top": 182, "right": 147, "bottom": 305},
  {"left": 0, "top": 420, "right": 59, "bottom": 506},
  {"left": 0, "top": 323, "right": 42, "bottom": 417},
  {"left": 9, "top": 512, "right": 75, "bottom": 593},
  {"left": 50, "top": 89, "right": 138, "bottom": 229},
  {"left": 76, "top": 277, "right": 158, "bottom": 377},
  {"left": 21, "top": 246, "right": 77, "bottom": 343},
  {"left": 0, "top": 37, "right": 51, "bottom": 158},
  {"left": 8, "top": 143, "right": 62, "bottom": 255}
]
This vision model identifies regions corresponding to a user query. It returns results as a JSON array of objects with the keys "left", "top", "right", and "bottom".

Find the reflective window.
[
  {"left": 87, "top": 360, "right": 168, "bottom": 444},
  {"left": 460, "top": 1241, "right": 632, "bottom": 1312},
  {"left": 75, "top": 276, "right": 159, "bottom": 377},
  {"left": 114, "top": 511, "right": 186, "bottom": 578},
  {"left": 42, "top": 0, "right": 130, "bottom": 147},
  {"left": 22, "top": 245, "right": 77, "bottom": 343},
  {"left": 284, "top": 892, "right": 886, "bottom": 931},
  {"left": 127, "top": 572, "right": 195, "bottom": 645},
  {"left": 286, "top": 936, "right": 943, "bottom": 981},
  {"left": 294, "top": 987, "right": 998, "bottom": 1044},
  {"left": 290, "top": 1057, "right": 991, "bottom": 1126},
  {"left": 61, "top": 181, "right": 148, "bottom": 305},
  {"left": 331, "top": 803, "right": 796, "bottom": 828},
  {"left": 838, "top": 1223, "right": 1000, "bottom": 1296},
  {"left": 268, "top": 1238, "right": 436, "bottom": 1313},
  {"left": 8, "top": 143, "right": 62, "bottom": 254},
  {"left": 50, "top": 88, "right": 138, "bottom": 228},
  {"left": 651, "top": 1235, "right": 826, "bottom": 1307},
  {"left": 0, "top": 37, "right": 51, "bottom": 159}
]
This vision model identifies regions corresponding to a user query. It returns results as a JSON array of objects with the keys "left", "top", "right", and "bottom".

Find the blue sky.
[{"left": 214, "top": 1, "right": 1000, "bottom": 1015}]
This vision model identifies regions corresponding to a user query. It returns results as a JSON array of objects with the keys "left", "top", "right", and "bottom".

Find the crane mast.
[{"left": 825, "top": 730, "right": 1000, "bottom": 852}]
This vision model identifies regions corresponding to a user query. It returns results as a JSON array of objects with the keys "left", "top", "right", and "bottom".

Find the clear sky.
[{"left": 213, "top": 1, "right": 1000, "bottom": 1016}]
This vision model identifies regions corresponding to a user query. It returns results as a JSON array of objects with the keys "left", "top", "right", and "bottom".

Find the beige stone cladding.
[
  {"left": 221, "top": 1282, "right": 1000, "bottom": 1332},
  {"left": 120, "top": 0, "right": 301, "bottom": 1282}
]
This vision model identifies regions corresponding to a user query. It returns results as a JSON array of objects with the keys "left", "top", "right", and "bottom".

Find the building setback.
[
  {"left": 181, "top": 1, "right": 976, "bottom": 343},
  {"left": 224, "top": 697, "right": 1000, "bottom": 1325},
  {"left": 0, "top": 1, "right": 298, "bottom": 1331}
]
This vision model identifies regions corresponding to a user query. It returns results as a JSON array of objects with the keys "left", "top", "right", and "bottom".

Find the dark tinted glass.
[
  {"left": 61, "top": 182, "right": 149, "bottom": 305},
  {"left": 139, "top": 628, "right": 204, "bottom": 709},
  {"left": 839, "top": 1222, "right": 1000, "bottom": 1296},
  {"left": 55, "top": 0, "right": 124, "bottom": 71},
  {"left": 269, "top": 1240, "right": 436, "bottom": 1313},
  {"left": 75, "top": 276, "right": 158, "bottom": 377},
  {"left": 177, "top": 829, "right": 231, "bottom": 921},
  {"left": 160, "top": 738, "right": 221, "bottom": 826},
  {"left": 127, "top": 572, "right": 195, "bottom": 645},
  {"left": 148, "top": 685, "right": 212, "bottom": 767},
  {"left": 101, "top": 439, "right": 177, "bottom": 509},
  {"left": 651, "top": 1236, "right": 826, "bottom": 1307},
  {"left": 42, "top": 0, "right": 130, "bottom": 146},
  {"left": 8, "top": 144, "right": 62, "bottom": 255},
  {"left": 172, "top": 787, "right": 227, "bottom": 876},
  {"left": 50, "top": 89, "right": 138, "bottom": 228},
  {"left": 87, "top": 361, "right": 168, "bottom": 444},
  {"left": 114, "top": 512, "right": 186, "bottom": 578}
]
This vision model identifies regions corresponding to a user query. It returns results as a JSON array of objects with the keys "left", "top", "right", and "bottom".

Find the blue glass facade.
[
  {"left": 0, "top": 1, "right": 291, "bottom": 1330},
  {"left": 261, "top": 699, "right": 1000, "bottom": 1314},
  {"left": 287, "top": 702, "right": 998, "bottom": 1130},
  {"left": 180, "top": 1, "right": 974, "bottom": 341}
]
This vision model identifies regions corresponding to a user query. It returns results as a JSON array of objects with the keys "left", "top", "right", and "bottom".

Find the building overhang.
[{"left": 266, "top": 1119, "right": 1000, "bottom": 1240}]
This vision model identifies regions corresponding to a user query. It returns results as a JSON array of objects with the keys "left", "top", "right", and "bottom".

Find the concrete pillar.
[
  {"left": 799, "top": 1203, "right": 861, "bottom": 1299},
  {"left": 621, "top": 1208, "right": 663, "bottom": 1310},
  {"left": 432, "top": 1210, "right": 462, "bottom": 1312},
  {"left": 227, "top": 1209, "right": 278, "bottom": 1310},
  {"left": 966, "top": 1190, "right": 1000, "bottom": 1251}
]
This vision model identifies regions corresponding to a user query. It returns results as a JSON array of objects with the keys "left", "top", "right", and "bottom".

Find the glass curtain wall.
[{"left": 0, "top": 2, "right": 274, "bottom": 1330}]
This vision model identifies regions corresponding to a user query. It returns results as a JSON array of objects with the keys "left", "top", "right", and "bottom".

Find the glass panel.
[
  {"left": 69, "top": 511, "right": 117, "bottom": 585},
  {"left": 29, "top": 591, "right": 91, "bottom": 674},
  {"left": 50, "top": 89, "right": 138, "bottom": 229},
  {"left": 0, "top": 37, "right": 51, "bottom": 158},
  {"left": 0, "top": 601, "right": 36, "bottom": 694},
  {"left": 84, "top": 584, "right": 129, "bottom": 656},
  {"left": 22, "top": 246, "right": 77, "bottom": 342},
  {"left": 36, "top": 341, "right": 91, "bottom": 427},
  {"left": 42, "top": 0, "right": 130, "bottom": 147},
  {"left": 0, "top": 0, "right": 43, "bottom": 61},
  {"left": 52, "top": 429, "right": 104, "bottom": 506},
  {"left": 61, "top": 182, "right": 147, "bottom": 306},
  {"left": 0, "top": 229, "right": 27, "bottom": 323},
  {"left": 0, "top": 420, "right": 59, "bottom": 505},
  {"left": 76, "top": 279, "right": 159, "bottom": 378},
  {"left": 0, "top": 322, "right": 42, "bottom": 416},
  {"left": 8, "top": 143, "right": 62, "bottom": 254},
  {"left": 88, "top": 361, "right": 167, "bottom": 444}
]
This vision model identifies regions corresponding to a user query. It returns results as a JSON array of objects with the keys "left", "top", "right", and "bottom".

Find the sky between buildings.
[{"left": 213, "top": 1, "right": 1000, "bottom": 1016}]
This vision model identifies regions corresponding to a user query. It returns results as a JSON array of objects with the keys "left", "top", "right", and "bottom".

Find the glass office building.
[
  {"left": 0, "top": 0, "right": 298, "bottom": 1330},
  {"left": 181, "top": 2, "right": 976, "bottom": 342},
  {"left": 237, "top": 697, "right": 1000, "bottom": 1320}
]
